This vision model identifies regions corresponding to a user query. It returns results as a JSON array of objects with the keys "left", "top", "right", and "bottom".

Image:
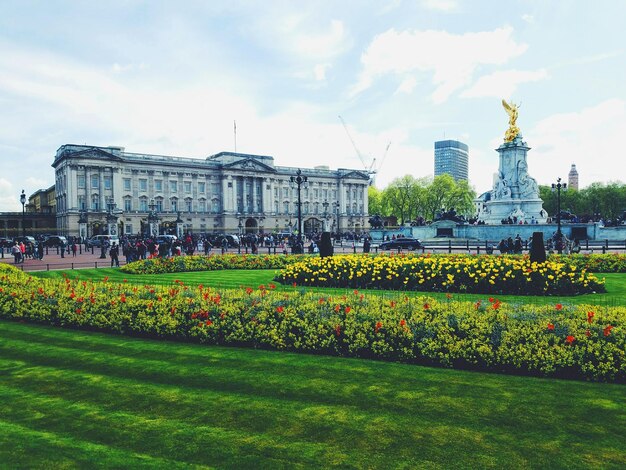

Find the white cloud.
[
  {"left": 314, "top": 63, "right": 331, "bottom": 81},
  {"left": 522, "top": 14, "right": 534, "bottom": 24},
  {"left": 422, "top": 0, "right": 459, "bottom": 12},
  {"left": 529, "top": 99, "right": 626, "bottom": 187},
  {"left": 349, "top": 26, "right": 527, "bottom": 103},
  {"left": 395, "top": 76, "right": 418, "bottom": 94},
  {"left": 461, "top": 69, "right": 549, "bottom": 99}
]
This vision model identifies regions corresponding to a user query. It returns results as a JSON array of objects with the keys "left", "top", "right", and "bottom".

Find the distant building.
[
  {"left": 568, "top": 163, "right": 579, "bottom": 190},
  {"left": 434, "top": 140, "right": 469, "bottom": 182},
  {"left": 0, "top": 185, "right": 56, "bottom": 238},
  {"left": 52, "top": 144, "right": 370, "bottom": 238}
]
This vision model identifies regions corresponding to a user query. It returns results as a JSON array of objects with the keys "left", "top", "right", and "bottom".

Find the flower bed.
[
  {"left": 0, "top": 264, "right": 623, "bottom": 382},
  {"left": 555, "top": 253, "right": 626, "bottom": 273},
  {"left": 120, "top": 254, "right": 300, "bottom": 274},
  {"left": 275, "top": 254, "right": 606, "bottom": 296}
]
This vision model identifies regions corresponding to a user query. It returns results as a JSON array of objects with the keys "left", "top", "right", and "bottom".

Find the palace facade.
[{"left": 52, "top": 145, "right": 370, "bottom": 238}]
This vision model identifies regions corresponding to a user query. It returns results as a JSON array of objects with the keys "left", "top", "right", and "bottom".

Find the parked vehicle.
[
  {"left": 378, "top": 237, "right": 423, "bottom": 251},
  {"left": 44, "top": 235, "right": 68, "bottom": 247},
  {"left": 0, "top": 237, "right": 14, "bottom": 248},
  {"left": 87, "top": 235, "right": 119, "bottom": 248},
  {"left": 208, "top": 234, "right": 240, "bottom": 248},
  {"left": 156, "top": 235, "right": 178, "bottom": 245},
  {"left": 13, "top": 236, "right": 37, "bottom": 246}
]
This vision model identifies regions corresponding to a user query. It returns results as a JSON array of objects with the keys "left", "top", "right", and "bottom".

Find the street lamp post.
[
  {"left": 148, "top": 199, "right": 159, "bottom": 238},
  {"left": 322, "top": 200, "right": 330, "bottom": 232},
  {"left": 289, "top": 169, "right": 308, "bottom": 253},
  {"left": 551, "top": 177, "right": 567, "bottom": 254},
  {"left": 20, "top": 189, "right": 26, "bottom": 238}
]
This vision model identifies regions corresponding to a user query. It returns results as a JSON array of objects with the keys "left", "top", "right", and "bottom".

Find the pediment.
[
  {"left": 341, "top": 170, "right": 370, "bottom": 180},
  {"left": 71, "top": 148, "right": 124, "bottom": 162},
  {"left": 222, "top": 158, "right": 276, "bottom": 173}
]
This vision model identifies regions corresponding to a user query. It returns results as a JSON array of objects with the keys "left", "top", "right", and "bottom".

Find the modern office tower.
[
  {"left": 434, "top": 140, "right": 469, "bottom": 182},
  {"left": 568, "top": 163, "right": 579, "bottom": 190}
]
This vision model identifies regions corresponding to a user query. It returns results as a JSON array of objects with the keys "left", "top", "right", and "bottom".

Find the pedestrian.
[
  {"left": 11, "top": 242, "right": 21, "bottom": 264},
  {"left": 109, "top": 242, "right": 120, "bottom": 267},
  {"left": 37, "top": 241, "right": 44, "bottom": 260},
  {"left": 72, "top": 242, "right": 78, "bottom": 257}
]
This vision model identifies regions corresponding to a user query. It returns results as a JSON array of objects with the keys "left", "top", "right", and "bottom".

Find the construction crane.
[{"left": 338, "top": 115, "right": 391, "bottom": 186}]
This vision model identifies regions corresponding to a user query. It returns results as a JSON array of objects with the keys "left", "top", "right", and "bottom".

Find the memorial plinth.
[{"left": 481, "top": 134, "right": 547, "bottom": 225}]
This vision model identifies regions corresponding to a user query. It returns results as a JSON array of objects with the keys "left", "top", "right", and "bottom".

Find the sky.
[{"left": 1, "top": 0, "right": 625, "bottom": 211}]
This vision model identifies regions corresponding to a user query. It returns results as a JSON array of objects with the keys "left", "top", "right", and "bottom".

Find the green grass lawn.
[
  {"left": 31, "top": 267, "right": 626, "bottom": 307},
  {"left": 1, "top": 320, "right": 625, "bottom": 469}
]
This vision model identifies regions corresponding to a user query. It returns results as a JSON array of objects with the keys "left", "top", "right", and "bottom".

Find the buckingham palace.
[{"left": 52, "top": 144, "right": 370, "bottom": 239}]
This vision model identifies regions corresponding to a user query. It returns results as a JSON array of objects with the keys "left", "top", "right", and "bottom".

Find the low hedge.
[
  {"left": 275, "top": 254, "right": 606, "bottom": 296},
  {"left": 0, "top": 264, "right": 623, "bottom": 382}
]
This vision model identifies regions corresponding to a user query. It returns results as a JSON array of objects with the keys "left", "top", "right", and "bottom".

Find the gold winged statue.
[{"left": 502, "top": 99, "right": 520, "bottom": 142}]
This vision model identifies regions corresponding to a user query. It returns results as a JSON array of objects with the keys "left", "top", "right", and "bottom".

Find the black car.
[
  {"left": 44, "top": 236, "right": 68, "bottom": 247},
  {"left": 378, "top": 237, "right": 423, "bottom": 251}
]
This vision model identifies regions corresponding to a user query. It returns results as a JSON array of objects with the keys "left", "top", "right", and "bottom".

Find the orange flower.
[
  {"left": 565, "top": 335, "right": 575, "bottom": 344},
  {"left": 547, "top": 323, "right": 555, "bottom": 330},
  {"left": 603, "top": 325, "right": 614, "bottom": 337},
  {"left": 353, "top": 290, "right": 359, "bottom": 295},
  {"left": 399, "top": 319, "right": 406, "bottom": 327},
  {"left": 334, "top": 304, "right": 340, "bottom": 313},
  {"left": 245, "top": 287, "right": 253, "bottom": 295},
  {"left": 555, "top": 303, "right": 563, "bottom": 311},
  {"left": 335, "top": 324, "right": 341, "bottom": 337},
  {"left": 390, "top": 301, "right": 397, "bottom": 308},
  {"left": 375, "top": 321, "right": 383, "bottom": 334},
  {"left": 345, "top": 306, "right": 351, "bottom": 314},
  {"left": 587, "top": 311, "right": 595, "bottom": 324}
]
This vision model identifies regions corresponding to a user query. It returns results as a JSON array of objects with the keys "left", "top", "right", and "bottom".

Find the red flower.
[
  {"left": 318, "top": 297, "right": 325, "bottom": 304},
  {"left": 375, "top": 321, "right": 383, "bottom": 334},
  {"left": 120, "top": 294, "right": 126, "bottom": 303},
  {"left": 565, "top": 335, "right": 575, "bottom": 345},
  {"left": 335, "top": 324, "right": 341, "bottom": 337},
  {"left": 555, "top": 303, "right": 563, "bottom": 311},
  {"left": 603, "top": 325, "right": 614, "bottom": 337},
  {"left": 205, "top": 320, "right": 212, "bottom": 326},
  {"left": 587, "top": 311, "right": 595, "bottom": 324},
  {"left": 245, "top": 287, "right": 253, "bottom": 295},
  {"left": 474, "top": 300, "right": 482, "bottom": 310},
  {"left": 390, "top": 301, "right": 397, "bottom": 308},
  {"left": 292, "top": 282, "right": 297, "bottom": 288},
  {"left": 276, "top": 306, "right": 284, "bottom": 313},
  {"left": 547, "top": 323, "right": 555, "bottom": 330},
  {"left": 446, "top": 293, "right": 452, "bottom": 300},
  {"left": 335, "top": 304, "right": 340, "bottom": 312},
  {"left": 488, "top": 297, "right": 495, "bottom": 303},
  {"left": 492, "top": 301, "right": 501, "bottom": 310},
  {"left": 353, "top": 290, "right": 359, "bottom": 295},
  {"left": 399, "top": 319, "right": 406, "bottom": 327},
  {"left": 76, "top": 308, "right": 81, "bottom": 314},
  {"left": 269, "top": 284, "right": 276, "bottom": 289},
  {"left": 345, "top": 306, "right": 351, "bottom": 314},
  {"left": 423, "top": 303, "right": 430, "bottom": 310},
  {"left": 585, "top": 330, "right": 591, "bottom": 337}
]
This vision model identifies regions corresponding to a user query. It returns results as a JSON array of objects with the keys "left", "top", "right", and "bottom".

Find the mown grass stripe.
[
  {"left": 0, "top": 386, "right": 344, "bottom": 469},
  {"left": 1, "top": 320, "right": 626, "bottom": 468},
  {"left": 0, "top": 420, "right": 208, "bottom": 470}
]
